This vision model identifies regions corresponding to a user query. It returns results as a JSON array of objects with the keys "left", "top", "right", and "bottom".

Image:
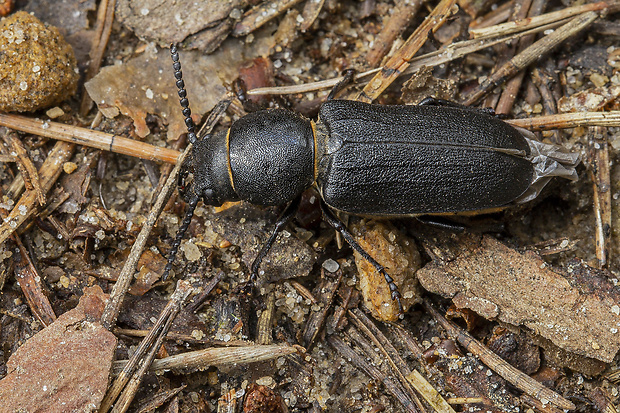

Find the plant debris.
[
  {"left": 417, "top": 232, "right": 620, "bottom": 364},
  {"left": 0, "top": 0, "right": 619, "bottom": 412}
]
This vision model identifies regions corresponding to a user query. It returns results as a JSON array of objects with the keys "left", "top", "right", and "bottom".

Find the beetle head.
[{"left": 181, "top": 130, "right": 240, "bottom": 207}]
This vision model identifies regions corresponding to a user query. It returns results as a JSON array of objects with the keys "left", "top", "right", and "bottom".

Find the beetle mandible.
[{"left": 164, "top": 45, "right": 579, "bottom": 313}]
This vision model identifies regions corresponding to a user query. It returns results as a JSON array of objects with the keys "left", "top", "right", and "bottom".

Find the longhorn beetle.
[{"left": 164, "top": 45, "right": 578, "bottom": 313}]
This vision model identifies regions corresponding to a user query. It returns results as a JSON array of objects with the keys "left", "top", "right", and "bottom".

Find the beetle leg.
[
  {"left": 232, "top": 78, "right": 262, "bottom": 113},
  {"left": 415, "top": 215, "right": 466, "bottom": 232},
  {"left": 418, "top": 97, "right": 454, "bottom": 107},
  {"left": 327, "top": 69, "right": 357, "bottom": 100},
  {"left": 320, "top": 201, "right": 404, "bottom": 314},
  {"left": 418, "top": 97, "right": 496, "bottom": 116},
  {"left": 249, "top": 195, "right": 302, "bottom": 283}
]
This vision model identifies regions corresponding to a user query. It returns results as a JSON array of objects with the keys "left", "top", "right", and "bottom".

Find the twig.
[
  {"left": 365, "top": 0, "right": 424, "bottom": 67},
  {"left": 289, "top": 279, "right": 318, "bottom": 304},
  {"left": 1, "top": 131, "right": 45, "bottom": 205},
  {"left": 462, "top": 11, "right": 600, "bottom": 105},
  {"left": 0, "top": 114, "right": 181, "bottom": 164},
  {"left": 469, "top": 1, "right": 610, "bottom": 38},
  {"left": 80, "top": 0, "right": 117, "bottom": 116},
  {"left": 99, "top": 144, "right": 188, "bottom": 330},
  {"left": 423, "top": 300, "right": 575, "bottom": 411},
  {"left": 356, "top": 0, "right": 457, "bottom": 102},
  {"left": 13, "top": 236, "right": 56, "bottom": 327},
  {"left": 0, "top": 142, "right": 74, "bottom": 246},
  {"left": 233, "top": 0, "right": 304, "bottom": 36},
  {"left": 112, "top": 343, "right": 297, "bottom": 373},
  {"left": 102, "top": 280, "right": 194, "bottom": 413},
  {"left": 507, "top": 111, "right": 620, "bottom": 130},
  {"left": 587, "top": 126, "right": 611, "bottom": 268}
]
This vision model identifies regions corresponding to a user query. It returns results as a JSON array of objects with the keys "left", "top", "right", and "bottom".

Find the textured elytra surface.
[{"left": 316, "top": 100, "right": 534, "bottom": 215}]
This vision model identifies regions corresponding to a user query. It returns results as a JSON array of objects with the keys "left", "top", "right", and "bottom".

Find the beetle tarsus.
[
  {"left": 320, "top": 201, "right": 405, "bottom": 314},
  {"left": 233, "top": 78, "right": 262, "bottom": 113},
  {"left": 327, "top": 68, "right": 357, "bottom": 100},
  {"left": 249, "top": 195, "right": 302, "bottom": 283}
]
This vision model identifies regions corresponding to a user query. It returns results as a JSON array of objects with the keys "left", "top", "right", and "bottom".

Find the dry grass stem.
[
  {"left": 103, "top": 280, "right": 193, "bottom": 413},
  {"left": 0, "top": 114, "right": 181, "bottom": 164},
  {"left": 462, "top": 11, "right": 599, "bottom": 105},
  {"left": 99, "top": 144, "right": 190, "bottom": 330},
  {"left": 0, "top": 142, "right": 74, "bottom": 246},
  {"left": 507, "top": 111, "right": 620, "bottom": 130},
  {"left": 587, "top": 126, "right": 612, "bottom": 268},
  {"left": 111, "top": 343, "right": 297, "bottom": 373},
  {"left": 469, "top": 1, "right": 610, "bottom": 38}
]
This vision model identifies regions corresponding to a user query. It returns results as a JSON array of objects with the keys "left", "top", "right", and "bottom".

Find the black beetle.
[{"left": 165, "top": 45, "right": 578, "bottom": 312}]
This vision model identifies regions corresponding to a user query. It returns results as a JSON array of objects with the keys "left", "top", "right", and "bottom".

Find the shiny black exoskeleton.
[{"left": 167, "top": 45, "right": 578, "bottom": 313}]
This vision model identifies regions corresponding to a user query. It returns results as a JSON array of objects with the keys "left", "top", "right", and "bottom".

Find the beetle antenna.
[
  {"left": 162, "top": 195, "right": 200, "bottom": 281},
  {"left": 170, "top": 44, "right": 197, "bottom": 144}
]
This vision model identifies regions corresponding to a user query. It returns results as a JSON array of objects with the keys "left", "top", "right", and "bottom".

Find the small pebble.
[
  {"left": 63, "top": 162, "right": 78, "bottom": 174},
  {"left": 322, "top": 258, "right": 339, "bottom": 273}
]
